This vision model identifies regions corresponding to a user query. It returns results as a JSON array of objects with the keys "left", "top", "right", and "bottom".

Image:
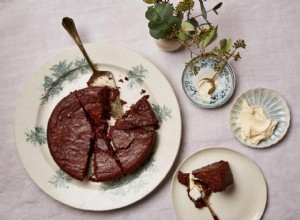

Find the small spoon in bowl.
[{"left": 201, "top": 72, "right": 219, "bottom": 94}]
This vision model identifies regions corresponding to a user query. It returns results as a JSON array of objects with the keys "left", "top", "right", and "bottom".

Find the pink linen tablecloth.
[{"left": 1, "top": 0, "right": 300, "bottom": 219}]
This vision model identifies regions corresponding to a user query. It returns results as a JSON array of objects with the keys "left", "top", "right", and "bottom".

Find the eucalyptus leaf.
[
  {"left": 181, "top": 21, "right": 195, "bottom": 32},
  {"left": 145, "top": 7, "right": 158, "bottom": 21},
  {"left": 143, "top": 0, "right": 155, "bottom": 4},
  {"left": 167, "top": 16, "right": 181, "bottom": 30},
  {"left": 225, "top": 38, "right": 232, "bottom": 52},
  {"left": 154, "top": 3, "right": 173, "bottom": 21},
  {"left": 219, "top": 38, "right": 227, "bottom": 51},
  {"left": 202, "top": 26, "right": 218, "bottom": 48},
  {"left": 188, "top": 18, "right": 198, "bottom": 28},
  {"left": 148, "top": 20, "right": 170, "bottom": 31},
  {"left": 213, "top": 2, "right": 223, "bottom": 14},
  {"left": 177, "top": 31, "right": 190, "bottom": 41},
  {"left": 199, "top": 0, "right": 207, "bottom": 19},
  {"left": 150, "top": 29, "right": 167, "bottom": 39}
]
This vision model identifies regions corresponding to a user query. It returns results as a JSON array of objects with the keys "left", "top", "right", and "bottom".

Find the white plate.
[
  {"left": 182, "top": 58, "right": 236, "bottom": 108},
  {"left": 171, "top": 147, "right": 267, "bottom": 220},
  {"left": 230, "top": 88, "right": 290, "bottom": 148},
  {"left": 14, "top": 43, "right": 182, "bottom": 210}
]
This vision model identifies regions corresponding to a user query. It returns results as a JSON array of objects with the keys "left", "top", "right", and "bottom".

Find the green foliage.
[
  {"left": 175, "top": 0, "right": 194, "bottom": 14},
  {"left": 213, "top": 2, "right": 223, "bottom": 15},
  {"left": 199, "top": 0, "right": 207, "bottom": 19},
  {"left": 202, "top": 26, "right": 218, "bottom": 48},
  {"left": 143, "top": 0, "right": 155, "bottom": 4},
  {"left": 143, "top": 0, "right": 246, "bottom": 75},
  {"left": 146, "top": 3, "right": 181, "bottom": 39}
]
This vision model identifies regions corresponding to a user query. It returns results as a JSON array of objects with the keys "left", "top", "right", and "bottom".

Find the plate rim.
[
  {"left": 14, "top": 42, "right": 182, "bottom": 211},
  {"left": 229, "top": 87, "right": 291, "bottom": 148},
  {"left": 170, "top": 146, "right": 268, "bottom": 220},
  {"left": 181, "top": 57, "right": 236, "bottom": 109}
]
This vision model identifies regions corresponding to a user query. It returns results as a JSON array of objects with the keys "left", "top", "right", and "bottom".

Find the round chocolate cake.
[{"left": 47, "top": 87, "right": 158, "bottom": 182}]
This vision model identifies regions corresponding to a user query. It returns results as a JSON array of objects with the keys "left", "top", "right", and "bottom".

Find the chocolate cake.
[
  {"left": 93, "top": 137, "right": 123, "bottom": 181},
  {"left": 111, "top": 129, "right": 156, "bottom": 174},
  {"left": 47, "top": 87, "right": 158, "bottom": 182},
  {"left": 177, "top": 160, "right": 233, "bottom": 220},
  {"left": 47, "top": 92, "right": 92, "bottom": 181},
  {"left": 192, "top": 160, "right": 233, "bottom": 192},
  {"left": 75, "top": 86, "right": 111, "bottom": 123},
  {"left": 114, "top": 95, "right": 159, "bottom": 130}
]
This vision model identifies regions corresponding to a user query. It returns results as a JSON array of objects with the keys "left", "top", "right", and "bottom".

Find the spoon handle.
[{"left": 62, "top": 17, "right": 96, "bottom": 72}]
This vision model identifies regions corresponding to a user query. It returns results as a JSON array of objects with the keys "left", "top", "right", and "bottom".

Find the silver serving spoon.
[
  {"left": 62, "top": 17, "right": 123, "bottom": 118},
  {"left": 62, "top": 17, "right": 115, "bottom": 87}
]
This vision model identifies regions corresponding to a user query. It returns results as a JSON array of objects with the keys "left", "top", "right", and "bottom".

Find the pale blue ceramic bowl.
[{"left": 230, "top": 88, "right": 290, "bottom": 148}]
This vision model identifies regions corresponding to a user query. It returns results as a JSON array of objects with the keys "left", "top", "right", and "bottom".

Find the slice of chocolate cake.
[
  {"left": 93, "top": 137, "right": 124, "bottom": 182},
  {"left": 111, "top": 129, "right": 156, "bottom": 174},
  {"left": 114, "top": 95, "right": 158, "bottom": 130},
  {"left": 47, "top": 92, "right": 92, "bottom": 181},
  {"left": 177, "top": 160, "right": 234, "bottom": 220},
  {"left": 75, "top": 86, "right": 111, "bottom": 124},
  {"left": 192, "top": 160, "right": 233, "bottom": 192}
]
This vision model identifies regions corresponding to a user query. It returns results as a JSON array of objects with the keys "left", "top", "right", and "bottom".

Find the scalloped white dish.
[
  {"left": 14, "top": 43, "right": 182, "bottom": 210},
  {"left": 171, "top": 147, "right": 267, "bottom": 220},
  {"left": 230, "top": 88, "right": 290, "bottom": 148}
]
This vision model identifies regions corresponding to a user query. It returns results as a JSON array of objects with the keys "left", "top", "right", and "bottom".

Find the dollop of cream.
[
  {"left": 188, "top": 174, "right": 205, "bottom": 201},
  {"left": 198, "top": 79, "right": 213, "bottom": 101},
  {"left": 237, "top": 100, "right": 278, "bottom": 145}
]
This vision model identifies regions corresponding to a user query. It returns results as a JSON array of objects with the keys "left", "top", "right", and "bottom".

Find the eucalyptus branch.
[
  {"left": 143, "top": 0, "right": 246, "bottom": 76},
  {"left": 192, "top": 7, "right": 214, "bottom": 20}
]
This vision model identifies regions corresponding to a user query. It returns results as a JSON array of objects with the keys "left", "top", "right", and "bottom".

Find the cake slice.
[
  {"left": 177, "top": 160, "right": 233, "bottom": 215},
  {"left": 114, "top": 95, "right": 159, "bottom": 130},
  {"left": 75, "top": 86, "right": 111, "bottom": 124},
  {"left": 111, "top": 129, "right": 156, "bottom": 174},
  {"left": 192, "top": 160, "right": 234, "bottom": 192},
  {"left": 47, "top": 92, "right": 92, "bottom": 181},
  {"left": 93, "top": 137, "right": 124, "bottom": 182}
]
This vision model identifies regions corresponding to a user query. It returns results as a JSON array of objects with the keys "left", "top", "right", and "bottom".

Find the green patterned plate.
[{"left": 14, "top": 43, "right": 182, "bottom": 210}]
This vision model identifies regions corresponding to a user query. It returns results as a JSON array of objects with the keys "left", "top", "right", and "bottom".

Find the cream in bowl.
[{"left": 236, "top": 100, "right": 278, "bottom": 145}]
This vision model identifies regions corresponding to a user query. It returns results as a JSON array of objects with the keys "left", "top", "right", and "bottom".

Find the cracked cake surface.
[{"left": 47, "top": 87, "right": 158, "bottom": 182}]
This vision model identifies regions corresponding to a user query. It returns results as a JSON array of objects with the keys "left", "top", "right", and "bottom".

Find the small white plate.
[
  {"left": 14, "top": 43, "right": 182, "bottom": 210},
  {"left": 182, "top": 58, "right": 236, "bottom": 108},
  {"left": 230, "top": 88, "right": 290, "bottom": 148},
  {"left": 171, "top": 147, "right": 267, "bottom": 220}
]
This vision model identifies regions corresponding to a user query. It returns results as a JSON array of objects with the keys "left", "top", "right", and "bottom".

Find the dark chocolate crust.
[
  {"left": 76, "top": 86, "right": 111, "bottom": 123},
  {"left": 192, "top": 160, "right": 233, "bottom": 192},
  {"left": 114, "top": 95, "right": 158, "bottom": 130},
  {"left": 93, "top": 138, "right": 123, "bottom": 181},
  {"left": 47, "top": 92, "right": 92, "bottom": 181},
  {"left": 111, "top": 129, "right": 156, "bottom": 174},
  {"left": 47, "top": 88, "right": 158, "bottom": 182}
]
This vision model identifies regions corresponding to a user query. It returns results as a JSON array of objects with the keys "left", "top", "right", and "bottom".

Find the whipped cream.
[
  {"left": 188, "top": 174, "right": 205, "bottom": 201},
  {"left": 198, "top": 79, "right": 213, "bottom": 101},
  {"left": 237, "top": 100, "right": 278, "bottom": 145}
]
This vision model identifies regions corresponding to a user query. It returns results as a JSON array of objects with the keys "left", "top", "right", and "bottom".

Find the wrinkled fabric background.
[{"left": 1, "top": 1, "right": 300, "bottom": 219}]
